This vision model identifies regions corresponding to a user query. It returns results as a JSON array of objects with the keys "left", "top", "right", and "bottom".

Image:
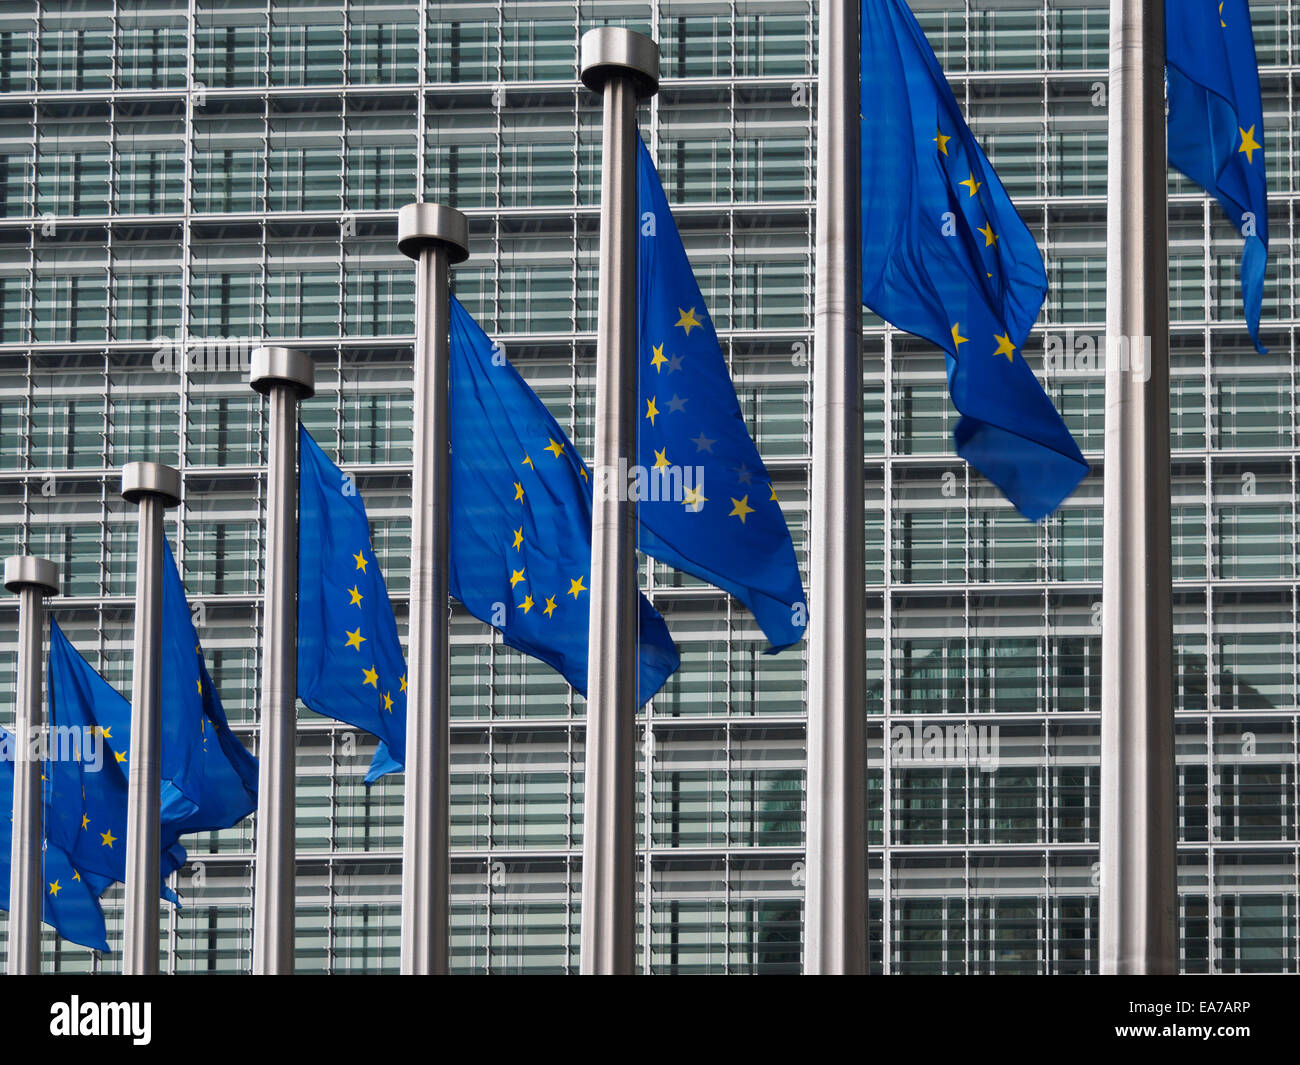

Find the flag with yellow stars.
[
  {"left": 297, "top": 424, "right": 410, "bottom": 784},
  {"left": 45, "top": 550, "right": 257, "bottom": 891},
  {"left": 860, "top": 0, "right": 1087, "bottom": 520},
  {"left": 1, "top": 726, "right": 110, "bottom": 952},
  {"left": 158, "top": 539, "right": 259, "bottom": 836},
  {"left": 636, "top": 135, "right": 807, "bottom": 650},
  {"left": 44, "top": 620, "right": 188, "bottom": 895},
  {"left": 447, "top": 294, "right": 680, "bottom": 701},
  {"left": 1167, "top": 0, "right": 1269, "bottom": 353}
]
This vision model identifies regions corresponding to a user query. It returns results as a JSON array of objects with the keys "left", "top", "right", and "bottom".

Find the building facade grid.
[{"left": 0, "top": 0, "right": 1296, "bottom": 973}]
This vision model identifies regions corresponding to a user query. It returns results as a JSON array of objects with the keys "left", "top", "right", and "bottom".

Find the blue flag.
[
  {"left": 859, "top": 0, "right": 1088, "bottom": 520},
  {"left": 1167, "top": 0, "right": 1269, "bottom": 352},
  {"left": 447, "top": 294, "right": 681, "bottom": 703},
  {"left": 0, "top": 728, "right": 110, "bottom": 952},
  {"left": 158, "top": 540, "right": 259, "bottom": 836},
  {"left": 636, "top": 136, "right": 807, "bottom": 651},
  {"left": 297, "top": 424, "right": 409, "bottom": 784},
  {"left": 44, "top": 556, "right": 256, "bottom": 898},
  {"left": 44, "top": 620, "right": 188, "bottom": 893}
]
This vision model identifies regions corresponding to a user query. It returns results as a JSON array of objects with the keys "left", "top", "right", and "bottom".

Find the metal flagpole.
[
  {"left": 577, "top": 26, "right": 659, "bottom": 976},
  {"left": 397, "top": 203, "right": 468, "bottom": 975},
  {"left": 4, "top": 555, "right": 58, "bottom": 975},
  {"left": 1100, "top": 0, "right": 1176, "bottom": 974},
  {"left": 249, "top": 346, "right": 315, "bottom": 975},
  {"left": 805, "top": 0, "right": 867, "bottom": 974},
  {"left": 120, "top": 462, "right": 181, "bottom": 975}
]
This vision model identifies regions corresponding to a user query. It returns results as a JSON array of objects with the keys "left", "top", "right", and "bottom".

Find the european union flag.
[
  {"left": 297, "top": 424, "right": 409, "bottom": 784},
  {"left": 158, "top": 540, "right": 259, "bottom": 836},
  {"left": 44, "top": 557, "right": 255, "bottom": 898},
  {"left": 636, "top": 136, "right": 808, "bottom": 650},
  {"left": 448, "top": 294, "right": 681, "bottom": 702},
  {"left": 44, "top": 619, "right": 188, "bottom": 891},
  {"left": 859, "top": 0, "right": 1088, "bottom": 520},
  {"left": 0, "top": 728, "right": 110, "bottom": 952},
  {"left": 1167, "top": 0, "right": 1269, "bottom": 352}
]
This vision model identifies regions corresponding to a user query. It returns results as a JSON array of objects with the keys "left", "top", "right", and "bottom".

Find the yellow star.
[
  {"left": 951, "top": 323, "right": 968, "bottom": 350},
  {"left": 510, "top": 567, "right": 525, "bottom": 588},
  {"left": 362, "top": 666, "right": 379, "bottom": 688},
  {"left": 992, "top": 333, "right": 1016, "bottom": 362},
  {"left": 579, "top": 466, "right": 588, "bottom": 482},
  {"left": 81, "top": 814, "right": 90, "bottom": 830},
  {"left": 519, "top": 594, "right": 534, "bottom": 614},
  {"left": 522, "top": 454, "right": 533, "bottom": 468},
  {"left": 512, "top": 527, "right": 523, "bottom": 551},
  {"left": 645, "top": 397, "right": 659, "bottom": 425},
  {"left": 959, "top": 172, "right": 982, "bottom": 197},
  {"left": 770, "top": 483, "right": 779, "bottom": 502},
  {"left": 545, "top": 437, "right": 565, "bottom": 459},
  {"left": 1219, "top": 2, "right": 1226, "bottom": 27},
  {"left": 653, "top": 447, "right": 670, "bottom": 471},
  {"left": 399, "top": 674, "right": 407, "bottom": 693},
  {"left": 514, "top": 480, "right": 525, "bottom": 501},
  {"left": 348, "top": 585, "right": 363, "bottom": 607},
  {"left": 543, "top": 595, "right": 558, "bottom": 618},
  {"left": 72, "top": 870, "right": 80, "bottom": 882},
  {"left": 94, "top": 725, "right": 111, "bottom": 740},
  {"left": 196, "top": 678, "right": 202, "bottom": 694},
  {"left": 933, "top": 126, "right": 951, "bottom": 155},
  {"left": 683, "top": 483, "right": 707, "bottom": 511},
  {"left": 650, "top": 344, "right": 668, "bottom": 372},
  {"left": 675, "top": 307, "right": 702, "bottom": 334},
  {"left": 100, "top": 828, "right": 116, "bottom": 848},
  {"left": 383, "top": 691, "right": 393, "bottom": 712},
  {"left": 345, "top": 627, "right": 366, "bottom": 651},
  {"left": 353, "top": 551, "right": 368, "bottom": 572},
  {"left": 729, "top": 495, "right": 755, "bottom": 523},
  {"left": 977, "top": 222, "right": 998, "bottom": 246},
  {"left": 49, "top": 880, "right": 61, "bottom": 896},
  {"left": 568, "top": 575, "right": 587, "bottom": 599},
  {"left": 1239, "top": 124, "right": 1261, "bottom": 164},
  {"left": 114, "top": 750, "right": 126, "bottom": 765}
]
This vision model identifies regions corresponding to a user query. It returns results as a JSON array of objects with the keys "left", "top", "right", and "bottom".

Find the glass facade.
[{"left": 0, "top": 0, "right": 1298, "bottom": 974}]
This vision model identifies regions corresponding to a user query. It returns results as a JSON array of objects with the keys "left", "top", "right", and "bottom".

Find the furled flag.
[
  {"left": 447, "top": 294, "right": 681, "bottom": 702},
  {"left": 635, "top": 135, "right": 807, "bottom": 650},
  {"left": 297, "top": 423, "right": 409, "bottom": 784},
  {"left": 0, "top": 727, "right": 110, "bottom": 952},
  {"left": 158, "top": 539, "right": 259, "bottom": 836},
  {"left": 1167, "top": 0, "right": 1269, "bottom": 352},
  {"left": 859, "top": 0, "right": 1088, "bottom": 520}
]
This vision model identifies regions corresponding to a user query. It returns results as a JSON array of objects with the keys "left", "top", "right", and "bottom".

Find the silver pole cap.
[
  {"left": 397, "top": 203, "right": 470, "bottom": 263},
  {"left": 121, "top": 462, "right": 182, "bottom": 507},
  {"left": 250, "top": 345, "right": 316, "bottom": 399},
  {"left": 580, "top": 27, "right": 659, "bottom": 97},
  {"left": 4, "top": 555, "right": 58, "bottom": 596}
]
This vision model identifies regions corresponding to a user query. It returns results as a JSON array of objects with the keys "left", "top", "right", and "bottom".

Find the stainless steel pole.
[
  {"left": 120, "top": 462, "right": 181, "bottom": 975},
  {"left": 805, "top": 0, "right": 867, "bottom": 975},
  {"left": 1100, "top": 0, "right": 1176, "bottom": 974},
  {"left": 249, "top": 346, "right": 315, "bottom": 975},
  {"left": 397, "top": 203, "right": 468, "bottom": 975},
  {"left": 4, "top": 555, "right": 58, "bottom": 975},
  {"left": 578, "top": 27, "right": 659, "bottom": 976}
]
